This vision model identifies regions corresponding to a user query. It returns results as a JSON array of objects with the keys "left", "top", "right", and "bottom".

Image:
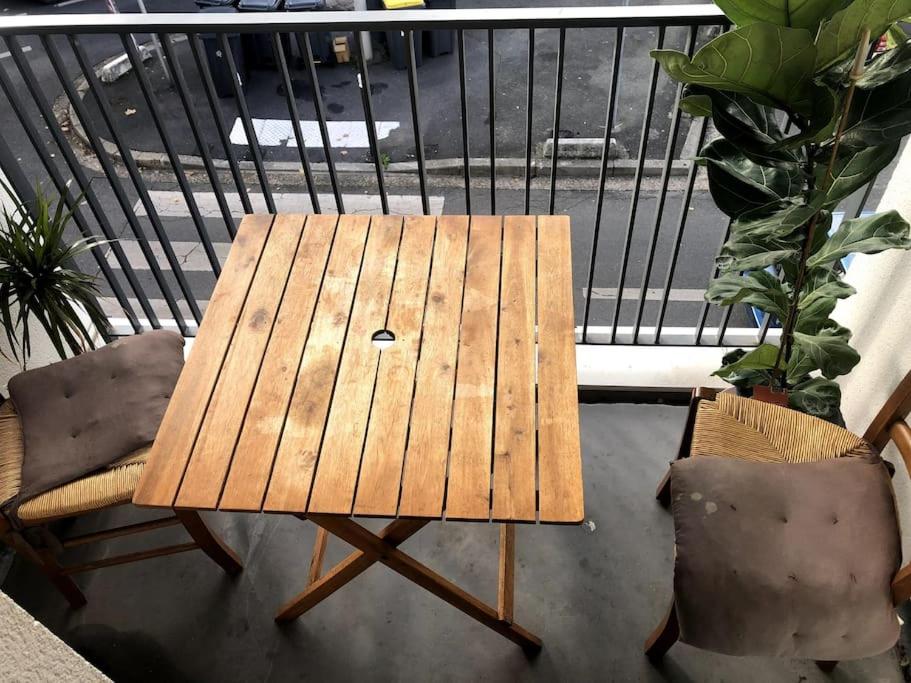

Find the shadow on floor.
[{"left": 1, "top": 404, "right": 904, "bottom": 682}]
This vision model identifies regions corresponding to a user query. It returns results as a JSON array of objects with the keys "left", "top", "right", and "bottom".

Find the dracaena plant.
[
  {"left": 0, "top": 180, "right": 109, "bottom": 366},
  {"left": 652, "top": 0, "right": 911, "bottom": 420}
]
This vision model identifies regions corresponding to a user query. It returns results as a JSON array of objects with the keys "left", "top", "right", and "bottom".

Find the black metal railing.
[{"left": 0, "top": 7, "right": 886, "bottom": 346}]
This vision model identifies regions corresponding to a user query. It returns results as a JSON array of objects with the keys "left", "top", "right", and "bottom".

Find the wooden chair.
[
  {"left": 0, "top": 400, "right": 242, "bottom": 607},
  {"left": 645, "top": 374, "right": 911, "bottom": 670}
]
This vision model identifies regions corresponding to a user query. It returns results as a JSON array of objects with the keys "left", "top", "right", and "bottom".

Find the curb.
[{"left": 58, "top": 52, "right": 696, "bottom": 183}]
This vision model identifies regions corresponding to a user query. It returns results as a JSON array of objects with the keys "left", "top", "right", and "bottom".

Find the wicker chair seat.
[
  {"left": 0, "top": 400, "right": 148, "bottom": 524},
  {"left": 690, "top": 392, "right": 875, "bottom": 464}
]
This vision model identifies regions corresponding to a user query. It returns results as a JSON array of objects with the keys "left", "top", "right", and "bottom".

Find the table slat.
[
  {"left": 308, "top": 216, "right": 403, "bottom": 514},
  {"left": 263, "top": 215, "right": 371, "bottom": 513},
  {"left": 398, "top": 216, "right": 469, "bottom": 518},
  {"left": 218, "top": 215, "right": 338, "bottom": 511},
  {"left": 492, "top": 216, "right": 537, "bottom": 522},
  {"left": 444, "top": 216, "right": 502, "bottom": 521},
  {"left": 536, "top": 215, "right": 584, "bottom": 523},
  {"left": 133, "top": 214, "right": 274, "bottom": 508},
  {"left": 353, "top": 216, "right": 436, "bottom": 517},
  {"left": 176, "top": 215, "right": 307, "bottom": 509}
]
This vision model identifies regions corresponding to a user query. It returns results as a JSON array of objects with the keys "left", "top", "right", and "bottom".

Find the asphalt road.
[{"left": 0, "top": 0, "right": 764, "bottom": 341}]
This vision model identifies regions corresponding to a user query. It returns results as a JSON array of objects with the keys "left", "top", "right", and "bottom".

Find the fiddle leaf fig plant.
[{"left": 653, "top": 0, "right": 911, "bottom": 420}]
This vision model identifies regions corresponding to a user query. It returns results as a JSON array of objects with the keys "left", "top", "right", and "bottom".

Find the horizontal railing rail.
[
  {"left": 0, "top": 6, "right": 885, "bottom": 348},
  {"left": 0, "top": 7, "right": 728, "bottom": 34}
]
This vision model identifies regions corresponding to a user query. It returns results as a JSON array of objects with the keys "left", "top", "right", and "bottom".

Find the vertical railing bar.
[
  {"left": 219, "top": 32, "right": 276, "bottom": 213},
  {"left": 609, "top": 26, "right": 665, "bottom": 344},
  {"left": 405, "top": 29, "right": 430, "bottom": 215},
  {"left": 122, "top": 35, "right": 221, "bottom": 278},
  {"left": 757, "top": 310, "right": 773, "bottom": 344},
  {"left": 654, "top": 115, "right": 708, "bottom": 343},
  {"left": 694, "top": 217, "right": 732, "bottom": 344},
  {"left": 272, "top": 32, "right": 321, "bottom": 214},
  {"left": 159, "top": 32, "right": 237, "bottom": 238},
  {"left": 0, "top": 59, "right": 132, "bottom": 336},
  {"left": 296, "top": 32, "right": 344, "bottom": 214},
  {"left": 457, "top": 29, "right": 471, "bottom": 214},
  {"left": 70, "top": 34, "right": 198, "bottom": 331},
  {"left": 632, "top": 26, "right": 697, "bottom": 344},
  {"left": 853, "top": 179, "right": 876, "bottom": 218},
  {"left": 43, "top": 37, "right": 168, "bottom": 333},
  {"left": 523, "top": 28, "right": 535, "bottom": 215},
  {"left": 548, "top": 27, "right": 566, "bottom": 216},
  {"left": 187, "top": 33, "right": 252, "bottom": 216},
  {"left": 354, "top": 30, "right": 389, "bottom": 215},
  {"left": 581, "top": 27, "right": 623, "bottom": 343},
  {"left": 715, "top": 294, "right": 735, "bottom": 346},
  {"left": 487, "top": 28, "right": 496, "bottom": 214},
  {"left": 9, "top": 36, "right": 148, "bottom": 333}
]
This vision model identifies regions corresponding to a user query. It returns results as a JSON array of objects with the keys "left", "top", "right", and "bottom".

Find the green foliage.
[
  {"left": 0, "top": 180, "right": 109, "bottom": 365},
  {"left": 654, "top": 0, "right": 911, "bottom": 419}
]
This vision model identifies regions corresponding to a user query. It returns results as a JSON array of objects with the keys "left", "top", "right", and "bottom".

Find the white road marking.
[
  {"left": 132, "top": 190, "right": 444, "bottom": 219},
  {"left": 583, "top": 287, "right": 707, "bottom": 302},
  {"left": 0, "top": 46, "right": 32, "bottom": 60},
  {"left": 229, "top": 118, "right": 400, "bottom": 148},
  {"left": 53, "top": 0, "right": 92, "bottom": 7}
]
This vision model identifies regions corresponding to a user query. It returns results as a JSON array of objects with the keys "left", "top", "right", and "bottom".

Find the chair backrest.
[{"left": 863, "top": 371, "right": 911, "bottom": 467}]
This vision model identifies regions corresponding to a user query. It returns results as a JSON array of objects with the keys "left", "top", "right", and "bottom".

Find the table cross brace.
[{"left": 275, "top": 515, "right": 542, "bottom": 653}]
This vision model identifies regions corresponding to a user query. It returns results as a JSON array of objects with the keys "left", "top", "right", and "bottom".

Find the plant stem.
[{"left": 772, "top": 28, "right": 870, "bottom": 389}]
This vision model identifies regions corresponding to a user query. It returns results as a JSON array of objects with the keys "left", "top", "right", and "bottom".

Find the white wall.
[{"left": 836, "top": 141, "right": 911, "bottom": 435}]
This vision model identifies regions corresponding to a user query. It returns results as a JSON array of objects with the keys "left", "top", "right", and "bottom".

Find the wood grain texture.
[
  {"left": 218, "top": 215, "right": 338, "bottom": 511},
  {"left": 537, "top": 215, "right": 584, "bottom": 523},
  {"left": 444, "top": 216, "right": 502, "bottom": 521},
  {"left": 308, "top": 216, "right": 403, "bottom": 514},
  {"left": 492, "top": 216, "right": 537, "bottom": 522},
  {"left": 397, "top": 216, "right": 470, "bottom": 518},
  {"left": 133, "top": 214, "right": 274, "bottom": 508},
  {"left": 176, "top": 215, "right": 306, "bottom": 509},
  {"left": 264, "top": 215, "right": 371, "bottom": 513},
  {"left": 353, "top": 216, "right": 436, "bottom": 517}
]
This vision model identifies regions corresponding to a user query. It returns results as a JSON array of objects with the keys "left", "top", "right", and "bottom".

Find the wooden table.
[{"left": 134, "top": 214, "right": 583, "bottom": 650}]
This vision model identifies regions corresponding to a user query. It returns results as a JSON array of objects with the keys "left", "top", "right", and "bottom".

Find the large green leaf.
[
  {"left": 856, "top": 38, "right": 911, "bottom": 87},
  {"left": 789, "top": 377, "right": 842, "bottom": 418},
  {"left": 652, "top": 23, "right": 818, "bottom": 115},
  {"left": 807, "top": 209, "right": 911, "bottom": 267},
  {"left": 713, "top": 343, "right": 784, "bottom": 381},
  {"left": 840, "top": 70, "right": 911, "bottom": 147},
  {"left": 682, "top": 86, "right": 802, "bottom": 168},
  {"left": 701, "top": 139, "right": 805, "bottom": 218},
  {"left": 815, "top": 0, "right": 911, "bottom": 71},
  {"left": 815, "top": 141, "right": 901, "bottom": 205},
  {"left": 792, "top": 325, "right": 860, "bottom": 378},
  {"left": 706, "top": 270, "right": 791, "bottom": 318},
  {"left": 732, "top": 201, "right": 821, "bottom": 239},
  {"left": 715, "top": 348, "right": 776, "bottom": 389},
  {"left": 717, "top": 232, "right": 802, "bottom": 271},
  {"left": 714, "top": 0, "right": 849, "bottom": 29}
]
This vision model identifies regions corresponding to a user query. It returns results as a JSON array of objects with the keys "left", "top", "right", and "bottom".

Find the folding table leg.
[
  {"left": 308, "top": 527, "right": 330, "bottom": 585},
  {"left": 308, "top": 515, "right": 542, "bottom": 653},
  {"left": 498, "top": 524, "right": 515, "bottom": 623},
  {"left": 275, "top": 518, "right": 427, "bottom": 623},
  {"left": 175, "top": 510, "right": 243, "bottom": 576}
]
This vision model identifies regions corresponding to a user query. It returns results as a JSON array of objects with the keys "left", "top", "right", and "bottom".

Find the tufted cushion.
[
  {"left": 7, "top": 331, "right": 184, "bottom": 505},
  {"left": 671, "top": 455, "right": 900, "bottom": 660}
]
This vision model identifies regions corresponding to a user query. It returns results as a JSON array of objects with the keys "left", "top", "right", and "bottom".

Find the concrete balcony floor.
[{"left": 1, "top": 403, "right": 906, "bottom": 681}]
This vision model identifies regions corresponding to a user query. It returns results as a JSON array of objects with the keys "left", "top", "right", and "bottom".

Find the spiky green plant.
[{"left": 0, "top": 180, "right": 109, "bottom": 365}]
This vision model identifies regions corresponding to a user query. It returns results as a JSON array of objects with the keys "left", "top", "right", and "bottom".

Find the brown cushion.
[
  {"left": 671, "top": 455, "right": 900, "bottom": 660},
  {"left": 7, "top": 331, "right": 184, "bottom": 504}
]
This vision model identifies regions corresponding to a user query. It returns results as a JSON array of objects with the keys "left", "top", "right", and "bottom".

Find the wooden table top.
[{"left": 133, "top": 214, "right": 583, "bottom": 523}]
